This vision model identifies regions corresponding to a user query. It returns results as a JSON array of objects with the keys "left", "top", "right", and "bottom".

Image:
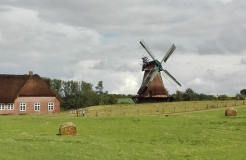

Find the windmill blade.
[
  {"left": 161, "top": 44, "right": 176, "bottom": 63},
  {"left": 163, "top": 70, "right": 181, "bottom": 87},
  {"left": 140, "top": 39, "right": 155, "bottom": 60},
  {"left": 137, "top": 85, "right": 148, "bottom": 95},
  {"left": 137, "top": 69, "right": 158, "bottom": 94},
  {"left": 146, "top": 69, "right": 158, "bottom": 86},
  {"left": 162, "top": 72, "right": 180, "bottom": 89}
]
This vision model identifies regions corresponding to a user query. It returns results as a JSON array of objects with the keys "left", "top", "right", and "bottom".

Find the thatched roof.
[{"left": 0, "top": 73, "right": 57, "bottom": 103}]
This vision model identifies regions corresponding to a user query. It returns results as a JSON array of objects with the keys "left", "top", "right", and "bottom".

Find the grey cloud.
[
  {"left": 196, "top": 39, "right": 224, "bottom": 55},
  {"left": 153, "top": 39, "right": 173, "bottom": 54},
  {"left": 90, "top": 61, "right": 107, "bottom": 70},
  {"left": 0, "top": 6, "right": 11, "bottom": 12},
  {"left": 0, "top": 63, "right": 19, "bottom": 68},
  {"left": 0, "top": 22, "right": 67, "bottom": 55},
  {"left": 45, "top": 31, "right": 67, "bottom": 38},
  {"left": 0, "top": 0, "right": 234, "bottom": 37},
  {"left": 240, "top": 58, "right": 246, "bottom": 65},
  {"left": 196, "top": 26, "right": 246, "bottom": 55},
  {"left": 116, "top": 62, "right": 140, "bottom": 72},
  {"left": 218, "top": 26, "right": 246, "bottom": 54},
  {"left": 90, "top": 59, "right": 140, "bottom": 73},
  {"left": 205, "top": 69, "right": 215, "bottom": 78},
  {"left": 1, "top": 0, "right": 246, "bottom": 95},
  {"left": 174, "top": 45, "right": 187, "bottom": 54}
]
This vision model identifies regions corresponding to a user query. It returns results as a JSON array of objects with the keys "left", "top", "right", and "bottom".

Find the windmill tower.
[{"left": 132, "top": 39, "right": 181, "bottom": 103}]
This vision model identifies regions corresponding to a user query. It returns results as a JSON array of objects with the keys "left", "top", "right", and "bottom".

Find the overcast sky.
[{"left": 1, "top": 0, "right": 245, "bottom": 95}]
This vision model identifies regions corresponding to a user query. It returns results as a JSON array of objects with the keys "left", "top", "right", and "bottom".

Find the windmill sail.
[
  {"left": 161, "top": 44, "right": 176, "bottom": 63},
  {"left": 137, "top": 85, "right": 148, "bottom": 95},
  {"left": 140, "top": 39, "right": 155, "bottom": 60},
  {"left": 162, "top": 69, "right": 181, "bottom": 87},
  {"left": 137, "top": 68, "right": 158, "bottom": 94},
  {"left": 162, "top": 72, "right": 180, "bottom": 89}
]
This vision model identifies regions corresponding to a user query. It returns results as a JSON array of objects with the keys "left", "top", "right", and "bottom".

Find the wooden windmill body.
[
  {"left": 132, "top": 40, "right": 181, "bottom": 103},
  {"left": 139, "top": 61, "right": 168, "bottom": 97}
]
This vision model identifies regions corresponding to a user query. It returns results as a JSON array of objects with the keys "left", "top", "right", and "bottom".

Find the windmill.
[{"left": 132, "top": 39, "right": 181, "bottom": 103}]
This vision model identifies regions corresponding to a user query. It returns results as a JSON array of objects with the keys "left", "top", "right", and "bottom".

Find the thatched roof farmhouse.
[{"left": 0, "top": 71, "right": 60, "bottom": 115}]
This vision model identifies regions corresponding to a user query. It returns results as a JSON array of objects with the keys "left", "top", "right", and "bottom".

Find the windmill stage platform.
[{"left": 131, "top": 95, "right": 173, "bottom": 103}]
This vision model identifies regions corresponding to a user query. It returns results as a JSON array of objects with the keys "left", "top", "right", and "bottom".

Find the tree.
[
  {"left": 240, "top": 89, "right": 246, "bottom": 95},
  {"left": 218, "top": 94, "right": 229, "bottom": 100},
  {"left": 80, "top": 81, "right": 99, "bottom": 107},
  {"left": 95, "top": 81, "right": 103, "bottom": 94},
  {"left": 198, "top": 93, "right": 215, "bottom": 101},
  {"left": 174, "top": 90, "right": 184, "bottom": 101},
  {"left": 199, "top": 93, "right": 207, "bottom": 101},
  {"left": 236, "top": 93, "right": 246, "bottom": 100},
  {"left": 81, "top": 81, "right": 93, "bottom": 93},
  {"left": 63, "top": 80, "right": 79, "bottom": 96},
  {"left": 183, "top": 88, "right": 199, "bottom": 101},
  {"left": 50, "top": 79, "right": 63, "bottom": 98},
  {"left": 101, "top": 94, "right": 117, "bottom": 105}
]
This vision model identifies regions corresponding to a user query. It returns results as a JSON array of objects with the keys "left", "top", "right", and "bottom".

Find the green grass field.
[
  {"left": 1, "top": 103, "right": 246, "bottom": 159},
  {"left": 85, "top": 100, "right": 245, "bottom": 116},
  {"left": 117, "top": 98, "right": 135, "bottom": 104}
]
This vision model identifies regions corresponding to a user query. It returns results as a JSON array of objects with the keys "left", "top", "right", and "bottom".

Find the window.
[
  {"left": 20, "top": 103, "right": 26, "bottom": 111},
  {"left": 34, "top": 102, "right": 40, "bottom": 111},
  {"left": 0, "top": 103, "right": 4, "bottom": 110},
  {"left": 48, "top": 102, "right": 54, "bottom": 111},
  {"left": 7, "top": 103, "right": 14, "bottom": 110}
]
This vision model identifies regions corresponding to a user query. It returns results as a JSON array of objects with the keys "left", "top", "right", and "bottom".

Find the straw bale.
[
  {"left": 59, "top": 122, "right": 77, "bottom": 135},
  {"left": 225, "top": 108, "right": 237, "bottom": 116}
]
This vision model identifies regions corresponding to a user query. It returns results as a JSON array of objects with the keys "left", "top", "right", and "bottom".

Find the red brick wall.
[{"left": 0, "top": 97, "right": 60, "bottom": 115}]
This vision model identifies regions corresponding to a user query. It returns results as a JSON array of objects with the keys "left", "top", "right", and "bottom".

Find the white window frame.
[
  {"left": 0, "top": 103, "right": 5, "bottom": 110},
  {"left": 7, "top": 103, "right": 14, "bottom": 110},
  {"left": 48, "top": 102, "right": 54, "bottom": 111},
  {"left": 34, "top": 102, "right": 40, "bottom": 111},
  {"left": 20, "top": 103, "right": 26, "bottom": 111}
]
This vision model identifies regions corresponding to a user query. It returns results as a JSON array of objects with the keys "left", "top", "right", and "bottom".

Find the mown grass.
[{"left": 1, "top": 104, "right": 246, "bottom": 160}]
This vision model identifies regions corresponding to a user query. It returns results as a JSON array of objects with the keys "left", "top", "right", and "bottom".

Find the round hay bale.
[
  {"left": 225, "top": 108, "right": 237, "bottom": 116},
  {"left": 59, "top": 122, "right": 77, "bottom": 136}
]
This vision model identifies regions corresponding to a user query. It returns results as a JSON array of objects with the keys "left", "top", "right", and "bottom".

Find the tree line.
[
  {"left": 171, "top": 88, "right": 246, "bottom": 101},
  {"left": 43, "top": 77, "right": 246, "bottom": 110},
  {"left": 42, "top": 78, "right": 123, "bottom": 110}
]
